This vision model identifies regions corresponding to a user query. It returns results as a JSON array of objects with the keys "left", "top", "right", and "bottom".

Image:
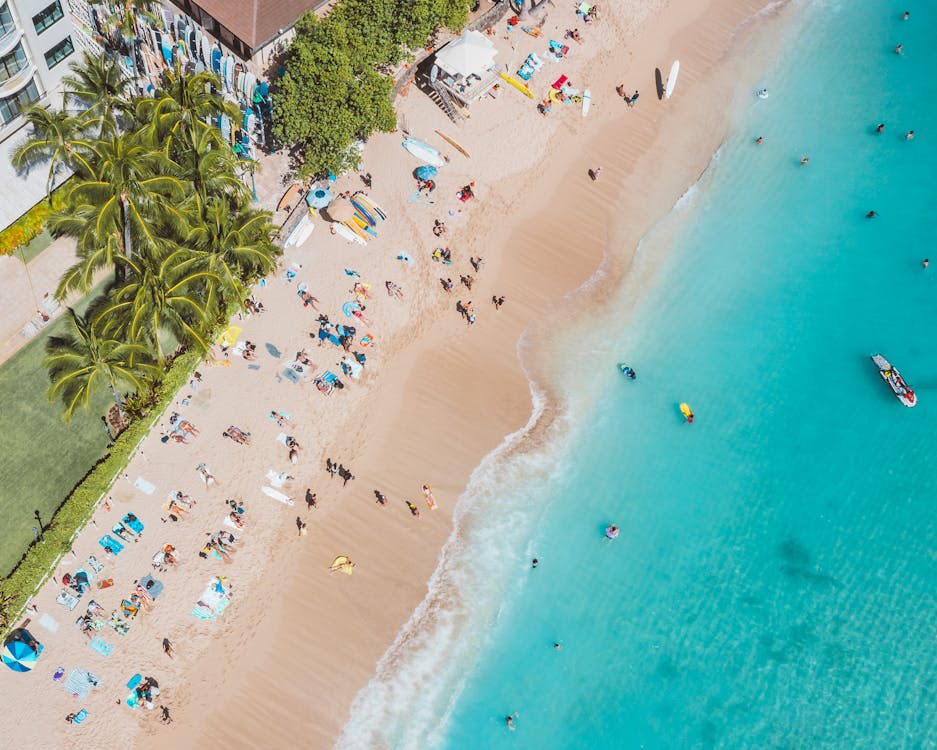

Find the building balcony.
[
  {"left": 0, "top": 26, "right": 21, "bottom": 58},
  {"left": 0, "top": 63, "right": 34, "bottom": 98}
]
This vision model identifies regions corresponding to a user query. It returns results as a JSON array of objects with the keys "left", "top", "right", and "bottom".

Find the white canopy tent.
[{"left": 434, "top": 30, "right": 497, "bottom": 78}]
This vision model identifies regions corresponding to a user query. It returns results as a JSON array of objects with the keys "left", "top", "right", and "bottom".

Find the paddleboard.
[
  {"left": 332, "top": 222, "right": 367, "bottom": 245},
  {"left": 402, "top": 138, "right": 445, "bottom": 167},
  {"left": 679, "top": 402, "right": 694, "bottom": 422},
  {"left": 499, "top": 72, "right": 535, "bottom": 99},
  {"left": 582, "top": 88, "right": 591, "bottom": 116},
  {"left": 277, "top": 184, "right": 302, "bottom": 212},
  {"left": 665, "top": 60, "right": 680, "bottom": 99},
  {"left": 343, "top": 220, "right": 370, "bottom": 241},
  {"left": 201, "top": 36, "right": 211, "bottom": 68},
  {"left": 434, "top": 130, "right": 471, "bottom": 159},
  {"left": 161, "top": 36, "right": 172, "bottom": 66},
  {"left": 211, "top": 46, "right": 221, "bottom": 73}
]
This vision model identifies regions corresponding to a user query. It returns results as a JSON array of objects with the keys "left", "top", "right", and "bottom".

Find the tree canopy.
[{"left": 273, "top": 0, "right": 471, "bottom": 178}]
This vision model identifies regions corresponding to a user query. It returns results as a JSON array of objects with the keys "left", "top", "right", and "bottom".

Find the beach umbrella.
[
  {"left": 415, "top": 164, "right": 438, "bottom": 181},
  {"left": 218, "top": 325, "right": 242, "bottom": 347},
  {"left": 305, "top": 187, "right": 333, "bottom": 209},
  {"left": 326, "top": 200, "right": 357, "bottom": 223},
  {"left": 2, "top": 640, "right": 38, "bottom": 672}
]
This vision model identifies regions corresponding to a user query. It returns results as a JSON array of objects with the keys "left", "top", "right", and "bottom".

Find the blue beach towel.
[
  {"left": 122, "top": 515, "right": 144, "bottom": 534},
  {"left": 281, "top": 367, "right": 300, "bottom": 383},
  {"left": 88, "top": 637, "right": 113, "bottom": 657},
  {"left": 191, "top": 605, "right": 216, "bottom": 620},
  {"left": 98, "top": 535, "right": 124, "bottom": 555}
]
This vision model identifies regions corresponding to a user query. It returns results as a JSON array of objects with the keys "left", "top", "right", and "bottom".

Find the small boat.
[
  {"left": 617, "top": 363, "right": 636, "bottom": 380},
  {"left": 680, "top": 403, "right": 694, "bottom": 423},
  {"left": 870, "top": 354, "right": 916, "bottom": 407}
]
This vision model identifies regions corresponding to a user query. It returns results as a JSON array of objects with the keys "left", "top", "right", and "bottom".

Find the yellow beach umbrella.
[
  {"left": 329, "top": 556, "right": 355, "bottom": 575},
  {"left": 219, "top": 325, "right": 242, "bottom": 347}
]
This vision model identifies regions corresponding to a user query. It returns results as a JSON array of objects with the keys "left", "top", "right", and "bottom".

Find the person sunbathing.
[
  {"left": 178, "top": 420, "right": 199, "bottom": 436},
  {"left": 228, "top": 511, "right": 245, "bottom": 528},
  {"left": 168, "top": 501, "right": 188, "bottom": 517},
  {"left": 173, "top": 491, "right": 195, "bottom": 508},
  {"left": 130, "top": 592, "right": 152, "bottom": 612},
  {"left": 270, "top": 410, "right": 291, "bottom": 427}
]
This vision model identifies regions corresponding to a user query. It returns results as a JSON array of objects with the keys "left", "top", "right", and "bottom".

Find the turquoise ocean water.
[{"left": 339, "top": 2, "right": 937, "bottom": 748}]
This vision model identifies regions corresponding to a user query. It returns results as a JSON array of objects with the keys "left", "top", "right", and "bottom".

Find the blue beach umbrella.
[
  {"left": 306, "top": 187, "right": 333, "bottom": 209},
  {"left": 2, "top": 640, "right": 38, "bottom": 672},
  {"left": 415, "top": 164, "right": 438, "bottom": 181}
]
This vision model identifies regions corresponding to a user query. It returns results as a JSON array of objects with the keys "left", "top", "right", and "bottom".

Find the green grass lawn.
[{"left": 0, "top": 285, "right": 111, "bottom": 576}]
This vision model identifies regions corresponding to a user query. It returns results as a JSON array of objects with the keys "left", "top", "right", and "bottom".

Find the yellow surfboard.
[{"left": 499, "top": 72, "right": 535, "bottom": 99}]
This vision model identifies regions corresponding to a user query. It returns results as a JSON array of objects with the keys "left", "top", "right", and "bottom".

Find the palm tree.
[
  {"left": 99, "top": 248, "right": 220, "bottom": 362},
  {"left": 188, "top": 198, "right": 279, "bottom": 309},
  {"left": 45, "top": 305, "right": 157, "bottom": 422},
  {"left": 61, "top": 53, "right": 134, "bottom": 138},
  {"left": 55, "top": 134, "right": 187, "bottom": 271},
  {"left": 137, "top": 66, "right": 239, "bottom": 153},
  {"left": 178, "top": 125, "right": 248, "bottom": 219},
  {"left": 10, "top": 106, "right": 93, "bottom": 200}
]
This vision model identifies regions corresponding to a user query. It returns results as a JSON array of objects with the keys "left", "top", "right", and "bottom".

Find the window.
[
  {"left": 43, "top": 35, "right": 72, "bottom": 68},
  {"left": 0, "top": 77, "right": 39, "bottom": 123},
  {"left": 0, "top": 3, "right": 15, "bottom": 38},
  {"left": 0, "top": 42, "right": 26, "bottom": 83},
  {"left": 32, "top": 1, "right": 63, "bottom": 35}
]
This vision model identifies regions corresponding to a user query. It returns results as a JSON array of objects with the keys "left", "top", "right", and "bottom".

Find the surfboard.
[
  {"left": 245, "top": 72, "right": 256, "bottom": 102},
  {"left": 582, "top": 89, "right": 592, "bottom": 116},
  {"left": 353, "top": 193, "right": 386, "bottom": 221},
  {"left": 277, "top": 184, "right": 302, "bottom": 212},
  {"left": 499, "top": 72, "right": 535, "bottom": 99},
  {"left": 284, "top": 213, "right": 315, "bottom": 248},
  {"left": 402, "top": 137, "right": 445, "bottom": 167},
  {"left": 211, "top": 46, "right": 221, "bottom": 73},
  {"left": 434, "top": 130, "right": 471, "bottom": 159},
  {"left": 332, "top": 222, "right": 367, "bottom": 245},
  {"left": 342, "top": 220, "right": 370, "bottom": 241},
  {"left": 665, "top": 60, "right": 680, "bottom": 99},
  {"left": 261, "top": 486, "right": 294, "bottom": 505},
  {"left": 160, "top": 36, "right": 172, "bottom": 66},
  {"left": 350, "top": 199, "right": 376, "bottom": 226},
  {"left": 201, "top": 36, "right": 211, "bottom": 68}
]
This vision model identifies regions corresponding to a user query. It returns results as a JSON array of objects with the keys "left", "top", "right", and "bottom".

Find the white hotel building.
[{"left": 0, "top": 0, "right": 99, "bottom": 230}]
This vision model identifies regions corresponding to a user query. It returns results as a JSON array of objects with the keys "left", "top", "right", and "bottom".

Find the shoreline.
[{"left": 0, "top": 0, "right": 798, "bottom": 747}]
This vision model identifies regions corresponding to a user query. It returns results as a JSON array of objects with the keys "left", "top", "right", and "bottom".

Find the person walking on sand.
[
  {"left": 305, "top": 489, "right": 317, "bottom": 510},
  {"left": 589, "top": 166, "right": 602, "bottom": 181},
  {"left": 492, "top": 295, "right": 506, "bottom": 309},
  {"left": 406, "top": 501, "right": 421, "bottom": 518},
  {"left": 375, "top": 490, "right": 388, "bottom": 505},
  {"left": 627, "top": 91, "right": 639, "bottom": 108},
  {"left": 162, "top": 638, "right": 174, "bottom": 658},
  {"left": 160, "top": 705, "right": 173, "bottom": 724},
  {"left": 616, "top": 84, "right": 626, "bottom": 99},
  {"left": 470, "top": 256, "right": 485, "bottom": 272}
]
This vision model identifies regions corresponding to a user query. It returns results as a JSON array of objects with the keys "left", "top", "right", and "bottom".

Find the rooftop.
[{"left": 194, "top": 0, "right": 324, "bottom": 49}]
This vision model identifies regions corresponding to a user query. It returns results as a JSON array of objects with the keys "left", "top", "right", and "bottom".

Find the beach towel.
[
  {"left": 86, "top": 556, "right": 104, "bottom": 573},
  {"left": 248, "top": 364, "right": 261, "bottom": 370},
  {"left": 281, "top": 367, "right": 300, "bottom": 383},
  {"left": 122, "top": 515, "right": 144, "bottom": 534},
  {"left": 38, "top": 613, "right": 60, "bottom": 633},
  {"left": 98, "top": 535, "right": 124, "bottom": 555},
  {"left": 111, "top": 523, "right": 131, "bottom": 541},
  {"left": 63, "top": 668, "right": 100, "bottom": 700},
  {"left": 191, "top": 605, "right": 216, "bottom": 620},
  {"left": 56, "top": 589, "right": 80, "bottom": 611},
  {"left": 139, "top": 575, "right": 163, "bottom": 599},
  {"left": 266, "top": 469, "right": 290, "bottom": 488},
  {"left": 88, "top": 637, "right": 114, "bottom": 657},
  {"left": 133, "top": 477, "right": 156, "bottom": 495},
  {"left": 223, "top": 515, "right": 242, "bottom": 530}
]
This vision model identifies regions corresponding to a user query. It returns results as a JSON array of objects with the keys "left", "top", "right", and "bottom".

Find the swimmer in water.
[
  {"left": 506, "top": 714, "right": 517, "bottom": 731},
  {"left": 902, "top": 11, "right": 909, "bottom": 20},
  {"left": 923, "top": 259, "right": 929, "bottom": 270},
  {"left": 895, "top": 44, "right": 903, "bottom": 55},
  {"left": 875, "top": 123, "right": 885, "bottom": 134},
  {"left": 866, "top": 210, "right": 878, "bottom": 219},
  {"left": 755, "top": 136, "right": 764, "bottom": 144},
  {"left": 800, "top": 155, "right": 809, "bottom": 165},
  {"left": 905, "top": 130, "right": 914, "bottom": 140},
  {"left": 756, "top": 88, "right": 768, "bottom": 98}
]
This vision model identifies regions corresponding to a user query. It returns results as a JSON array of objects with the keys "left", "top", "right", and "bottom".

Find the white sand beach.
[{"left": 0, "top": 0, "right": 795, "bottom": 746}]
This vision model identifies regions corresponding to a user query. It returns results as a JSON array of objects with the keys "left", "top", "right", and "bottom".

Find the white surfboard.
[
  {"left": 331, "top": 221, "right": 367, "bottom": 245},
  {"left": 582, "top": 89, "right": 591, "bottom": 117},
  {"left": 665, "top": 60, "right": 680, "bottom": 99},
  {"left": 261, "top": 486, "right": 295, "bottom": 505},
  {"left": 284, "top": 213, "right": 315, "bottom": 248}
]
